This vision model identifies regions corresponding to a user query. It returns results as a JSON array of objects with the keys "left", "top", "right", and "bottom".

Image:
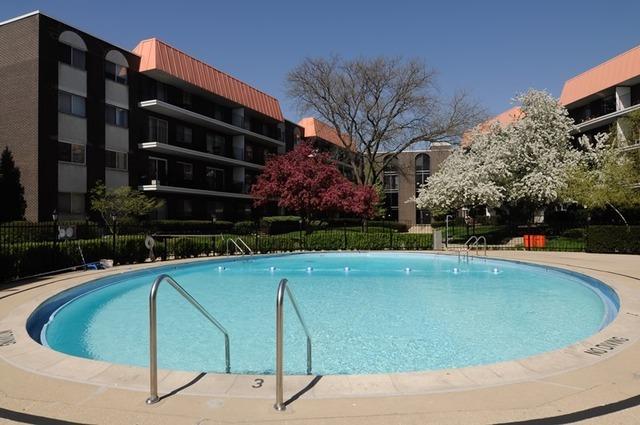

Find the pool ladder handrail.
[
  {"left": 471, "top": 236, "right": 487, "bottom": 257},
  {"left": 225, "top": 236, "right": 253, "bottom": 256},
  {"left": 275, "top": 278, "right": 312, "bottom": 411},
  {"left": 236, "top": 237, "right": 254, "bottom": 255},
  {"left": 146, "top": 274, "right": 230, "bottom": 405},
  {"left": 458, "top": 236, "right": 476, "bottom": 262}
]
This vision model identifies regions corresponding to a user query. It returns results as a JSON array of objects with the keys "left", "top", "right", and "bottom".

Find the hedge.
[
  {"left": 586, "top": 226, "right": 640, "bottom": 254},
  {"left": 260, "top": 216, "right": 301, "bottom": 234},
  {"left": 1, "top": 231, "right": 433, "bottom": 282}
]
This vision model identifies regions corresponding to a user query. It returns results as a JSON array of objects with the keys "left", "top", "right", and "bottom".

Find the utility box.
[{"left": 433, "top": 229, "right": 443, "bottom": 250}]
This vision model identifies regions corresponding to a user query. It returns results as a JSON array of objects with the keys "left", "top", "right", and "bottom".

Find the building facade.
[
  {"left": 0, "top": 11, "right": 453, "bottom": 224},
  {"left": 0, "top": 11, "right": 285, "bottom": 222},
  {"left": 381, "top": 144, "right": 453, "bottom": 225}
]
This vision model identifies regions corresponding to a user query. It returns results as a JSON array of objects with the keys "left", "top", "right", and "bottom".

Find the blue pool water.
[{"left": 31, "top": 253, "right": 618, "bottom": 375}]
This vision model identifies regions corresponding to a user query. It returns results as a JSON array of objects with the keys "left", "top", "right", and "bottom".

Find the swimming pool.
[{"left": 28, "top": 252, "right": 619, "bottom": 375}]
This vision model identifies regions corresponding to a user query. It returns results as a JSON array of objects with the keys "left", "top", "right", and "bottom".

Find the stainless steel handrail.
[
  {"left": 274, "top": 278, "right": 312, "bottom": 411},
  {"left": 226, "top": 237, "right": 245, "bottom": 255},
  {"left": 472, "top": 236, "right": 487, "bottom": 256},
  {"left": 464, "top": 235, "right": 478, "bottom": 248},
  {"left": 146, "top": 274, "right": 230, "bottom": 405},
  {"left": 235, "top": 237, "right": 253, "bottom": 255}
]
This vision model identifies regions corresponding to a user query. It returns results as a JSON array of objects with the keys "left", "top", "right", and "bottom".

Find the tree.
[
  {"left": 415, "top": 90, "right": 579, "bottom": 219},
  {"left": 564, "top": 131, "right": 640, "bottom": 227},
  {"left": 287, "top": 56, "right": 486, "bottom": 187},
  {"left": 251, "top": 142, "right": 379, "bottom": 221},
  {"left": 89, "top": 181, "right": 164, "bottom": 233},
  {"left": 0, "top": 146, "right": 26, "bottom": 222}
]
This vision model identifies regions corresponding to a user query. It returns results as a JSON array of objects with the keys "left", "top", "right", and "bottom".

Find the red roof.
[
  {"left": 298, "top": 117, "right": 354, "bottom": 151},
  {"left": 461, "top": 107, "right": 522, "bottom": 147},
  {"left": 133, "top": 38, "right": 284, "bottom": 121},
  {"left": 560, "top": 44, "right": 640, "bottom": 106}
]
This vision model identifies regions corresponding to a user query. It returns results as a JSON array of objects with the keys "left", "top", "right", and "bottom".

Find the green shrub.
[
  {"left": 148, "top": 220, "right": 233, "bottom": 234},
  {"left": 586, "top": 226, "right": 640, "bottom": 254},
  {"left": 260, "top": 216, "right": 301, "bottom": 234},
  {"left": 562, "top": 228, "right": 586, "bottom": 239},
  {"left": 171, "top": 237, "right": 212, "bottom": 258},
  {"left": 232, "top": 221, "right": 256, "bottom": 235}
]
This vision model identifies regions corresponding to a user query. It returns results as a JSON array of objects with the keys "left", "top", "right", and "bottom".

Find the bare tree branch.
[{"left": 287, "top": 56, "right": 487, "bottom": 186}]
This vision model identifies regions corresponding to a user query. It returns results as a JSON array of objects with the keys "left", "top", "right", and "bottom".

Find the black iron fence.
[
  {"left": 2, "top": 221, "right": 637, "bottom": 283},
  {"left": 0, "top": 220, "right": 431, "bottom": 282}
]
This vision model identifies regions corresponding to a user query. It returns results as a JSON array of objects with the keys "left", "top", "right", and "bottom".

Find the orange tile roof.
[
  {"left": 133, "top": 38, "right": 284, "bottom": 121},
  {"left": 461, "top": 106, "right": 522, "bottom": 147},
  {"left": 560, "top": 44, "right": 640, "bottom": 106},
  {"left": 298, "top": 117, "right": 355, "bottom": 151}
]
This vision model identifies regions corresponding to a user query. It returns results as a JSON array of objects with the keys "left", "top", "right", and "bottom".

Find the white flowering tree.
[{"left": 415, "top": 89, "right": 578, "bottom": 218}]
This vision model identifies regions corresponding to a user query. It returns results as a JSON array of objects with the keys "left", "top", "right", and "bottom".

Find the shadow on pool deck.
[{"left": 0, "top": 407, "right": 92, "bottom": 424}]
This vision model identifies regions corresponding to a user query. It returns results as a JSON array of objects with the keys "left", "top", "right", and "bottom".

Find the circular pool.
[{"left": 28, "top": 253, "right": 619, "bottom": 375}]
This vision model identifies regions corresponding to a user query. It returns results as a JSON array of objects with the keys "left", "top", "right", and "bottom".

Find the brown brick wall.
[{"left": 0, "top": 15, "right": 39, "bottom": 221}]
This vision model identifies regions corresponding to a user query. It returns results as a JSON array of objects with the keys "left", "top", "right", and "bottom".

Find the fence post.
[
  {"left": 255, "top": 228, "right": 259, "bottom": 253},
  {"left": 343, "top": 224, "right": 347, "bottom": 250},
  {"left": 389, "top": 224, "right": 393, "bottom": 250},
  {"left": 112, "top": 218, "right": 117, "bottom": 261},
  {"left": 52, "top": 215, "right": 59, "bottom": 270},
  {"left": 163, "top": 236, "right": 168, "bottom": 260}
]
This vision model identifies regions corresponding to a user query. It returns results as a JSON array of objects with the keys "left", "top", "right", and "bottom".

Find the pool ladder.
[
  {"left": 274, "top": 278, "right": 313, "bottom": 411},
  {"left": 144, "top": 274, "right": 312, "bottom": 411},
  {"left": 225, "top": 236, "right": 253, "bottom": 256},
  {"left": 458, "top": 236, "right": 487, "bottom": 262},
  {"left": 146, "top": 274, "right": 230, "bottom": 405}
]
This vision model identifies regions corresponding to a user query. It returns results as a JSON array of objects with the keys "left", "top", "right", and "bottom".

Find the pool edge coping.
[{"left": 1, "top": 251, "right": 640, "bottom": 401}]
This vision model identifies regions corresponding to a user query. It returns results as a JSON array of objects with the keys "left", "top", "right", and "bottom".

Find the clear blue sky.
[{"left": 3, "top": 0, "right": 640, "bottom": 121}]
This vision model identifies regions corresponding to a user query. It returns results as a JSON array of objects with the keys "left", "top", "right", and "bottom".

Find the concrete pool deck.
[{"left": 1, "top": 251, "right": 640, "bottom": 424}]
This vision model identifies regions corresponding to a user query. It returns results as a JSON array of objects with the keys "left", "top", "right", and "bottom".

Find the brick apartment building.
[{"left": 0, "top": 11, "right": 451, "bottom": 225}]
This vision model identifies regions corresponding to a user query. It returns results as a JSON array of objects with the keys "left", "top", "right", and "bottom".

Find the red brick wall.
[{"left": 0, "top": 15, "right": 39, "bottom": 221}]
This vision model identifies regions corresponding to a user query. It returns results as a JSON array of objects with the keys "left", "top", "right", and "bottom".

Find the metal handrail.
[
  {"left": 274, "top": 278, "right": 312, "bottom": 411},
  {"left": 235, "top": 237, "right": 253, "bottom": 255},
  {"left": 146, "top": 274, "right": 230, "bottom": 405},
  {"left": 464, "top": 236, "right": 478, "bottom": 248},
  {"left": 471, "top": 236, "right": 487, "bottom": 256},
  {"left": 226, "top": 237, "right": 245, "bottom": 255}
]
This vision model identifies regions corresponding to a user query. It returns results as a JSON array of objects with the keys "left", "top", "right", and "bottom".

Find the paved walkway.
[{"left": 1, "top": 251, "right": 640, "bottom": 424}]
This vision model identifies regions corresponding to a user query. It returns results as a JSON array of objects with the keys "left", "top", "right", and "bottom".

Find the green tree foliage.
[
  {"left": 0, "top": 146, "right": 26, "bottom": 222},
  {"left": 564, "top": 115, "right": 640, "bottom": 226},
  {"left": 89, "top": 181, "right": 164, "bottom": 232}
]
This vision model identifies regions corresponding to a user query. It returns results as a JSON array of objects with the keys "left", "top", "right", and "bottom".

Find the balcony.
[
  {"left": 139, "top": 99, "right": 284, "bottom": 147},
  {"left": 138, "top": 181, "right": 252, "bottom": 200},
  {"left": 573, "top": 103, "right": 640, "bottom": 133},
  {"left": 138, "top": 142, "right": 264, "bottom": 170}
]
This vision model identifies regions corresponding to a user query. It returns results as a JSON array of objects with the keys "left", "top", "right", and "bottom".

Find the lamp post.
[{"left": 445, "top": 214, "right": 453, "bottom": 249}]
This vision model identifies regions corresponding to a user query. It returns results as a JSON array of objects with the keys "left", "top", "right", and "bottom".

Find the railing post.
[
  {"left": 275, "top": 281, "right": 286, "bottom": 411},
  {"left": 146, "top": 280, "right": 159, "bottom": 405},
  {"left": 112, "top": 219, "right": 117, "bottom": 261}
]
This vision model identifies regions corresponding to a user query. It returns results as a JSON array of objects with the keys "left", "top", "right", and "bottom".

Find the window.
[
  {"left": 178, "top": 162, "right": 193, "bottom": 181},
  {"left": 57, "top": 192, "right": 85, "bottom": 215},
  {"left": 206, "top": 201, "right": 224, "bottom": 217},
  {"left": 105, "top": 61, "right": 127, "bottom": 84},
  {"left": 182, "top": 91, "right": 192, "bottom": 107},
  {"left": 205, "top": 166, "right": 224, "bottom": 190},
  {"left": 147, "top": 157, "right": 167, "bottom": 184},
  {"left": 384, "top": 173, "right": 398, "bottom": 191},
  {"left": 148, "top": 117, "right": 168, "bottom": 143},
  {"left": 181, "top": 200, "right": 192, "bottom": 218},
  {"left": 57, "top": 142, "right": 85, "bottom": 164},
  {"left": 58, "top": 91, "right": 86, "bottom": 117},
  {"left": 59, "top": 43, "right": 86, "bottom": 70},
  {"left": 176, "top": 125, "right": 192, "bottom": 144},
  {"left": 105, "top": 104, "right": 128, "bottom": 128},
  {"left": 206, "top": 133, "right": 226, "bottom": 155},
  {"left": 245, "top": 144, "right": 254, "bottom": 162},
  {"left": 106, "top": 150, "right": 128, "bottom": 171},
  {"left": 157, "top": 82, "right": 168, "bottom": 101}
]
